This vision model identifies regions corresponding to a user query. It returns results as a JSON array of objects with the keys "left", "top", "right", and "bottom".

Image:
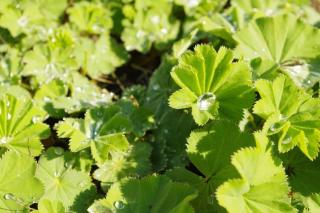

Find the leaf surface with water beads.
[
  {"left": 254, "top": 75, "right": 320, "bottom": 160},
  {"left": 35, "top": 147, "right": 92, "bottom": 210},
  {"left": 93, "top": 142, "right": 152, "bottom": 183},
  {"left": 22, "top": 28, "right": 78, "bottom": 84},
  {"left": 216, "top": 134, "right": 296, "bottom": 213},
  {"left": 169, "top": 44, "right": 254, "bottom": 125},
  {"left": 55, "top": 105, "right": 132, "bottom": 164},
  {"left": 121, "top": 0, "right": 180, "bottom": 53},
  {"left": 0, "top": 151, "right": 43, "bottom": 212},
  {"left": 88, "top": 175, "right": 197, "bottom": 213},
  {"left": 0, "top": 94, "right": 50, "bottom": 156},
  {"left": 234, "top": 14, "right": 320, "bottom": 87}
]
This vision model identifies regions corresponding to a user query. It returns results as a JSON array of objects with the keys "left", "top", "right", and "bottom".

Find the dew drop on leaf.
[
  {"left": 114, "top": 200, "right": 125, "bottom": 209},
  {"left": 187, "top": 0, "right": 200, "bottom": 8},
  {"left": 3, "top": 193, "right": 15, "bottom": 200},
  {"left": 0, "top": 137, "right": 10, "bottom": 144},
  {"left": 7, "top": 113, "right": 11, "bottom": 120},
  {"left": 197, "top": 93, "right": 216, "bottom": 111},
  {"left": 32, "top": 116, "right": 42, "bottom": 123},
  {"left": 54, "top": 171, "right": 61, "bottom": 177},
  {"left": 54, "top": 148, "right": 64, "bottom": 155},
  {"left": 136, "top": 30, "right": 145, "bottom": 38},
  {"left": 64, "top": 161, "right": 72, "bottom": 169},
  {"left": 79, "top": 181, "right": 87, "bottom": 188},
  {"left": 282, "top": 136, "right": 292, "bottom": 144},
  {"left": 160, "top": 28, "right": 168, "bottom": 35},
  {"left": 207, "top": 194, "right": 215, "bottom": 205},
  {"left": 152, "top": 84, "right": 160, "bottom": 90}
]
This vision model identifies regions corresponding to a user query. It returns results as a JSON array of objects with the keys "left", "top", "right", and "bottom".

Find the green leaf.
[
  {"left": 52, "top": 72, "right": 113, "bottom": 113},
  {"left": 75, "top": 35, "right": 129, "bottom": 79},
  {"left": 34, "top": 79, "right": 67, "bottom": 118},
  {"left": 254, "top": 75, "right": 320, "bottom": 160},
  {"left": 216, "top": 144, "right": 296, "bottom": 213},
  {"left": 89, "top": 175, "right": 197, "bottom": 213},
  {"left": 55, "top": 106, "right": 132, "bottom": 164},
  {"left": 169, "top": 44, "right": 254, "bottom": 125},
  {"left": 174, "top": 0, "right": 227, "bottom": 16},
  {"left": 93, "top": 142, "right": 152, "bottom": 182},
  {"left": 0, "top": 151, "right": 43, "bottom": 212},
  {"left": 280, "top": 150, "right": 320, "bottom": 196},
  {"left": 0, "top": 95, "right": 49, "bottom": 156},
  {"left": 67, "top": 1, "right": 113, "bottom": 34},
  {"left": 37, "top": 199, "right": 65, "bottom": 213},
  {"left": 186, "top": 120, "right": 254, "bottom": 211},
  {"left": 121, "top": 0, "right": 180, "bottom": 53},
  {"left": 235, "top": 14, "right": 320, "bottom": 86},
  {"left": 22, "top": 29, "right": 78, "bottom": 84},
  {"left": 35, "top": 147, "right": 92, "bottom": 209}
]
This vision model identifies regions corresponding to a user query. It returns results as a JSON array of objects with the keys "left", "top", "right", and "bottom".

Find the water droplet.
[
  {"left": 207, "top": 194, "right": 215, "bottom": 205},
  {"left": 17, "top": 16, "right": 28, "bottom": 27},
  {"left": 32, "top": 116, "right": 42, "bottom": 123},
  {"left": 282, "top": 136, "right": 292, "bottom": 144},
  {"left": 43, "top": 96, "right": 51, "bottom": 102},
  {"left": 152, "top": 84, "right": 160, "bottom": 90},
  {"left": 54, "top": 148, "right": 64, "bottom": 155},
  {"left": 7, "top": 113, "right": 11, "bottom": 120},
  {"left": 114, "top": 200, "right": 125, "bottom": 209},
  {"left": 0, "top": 137, "right": 10, "bottom": 144},
  {"left": 187, "top": 0, "right": 200, "bottom": 8},
  {"left": 265, "top": 9, "right": 274, "bottom": 16},
  {"left": 164, "top": 129, "right": 169, "bottom": 134},
  {"left": 160, "top": 28, "right": 168, "bottom": 35},
  {"left": 75, "top": 87, "right": 82, "bottom": 92},
  {"left": 4, "top": 193, "right": 15, "bottom": 200},
  {"left": 64, "top": 161, "right": 72, "bottom": 169},
  {"left": 197, "top": 93, "right": 216, "bottom": 111},
  {"left": 150, "top": 15, "right": 160, "bottom": 24},
  {"left": 54, "top": 171, "right": 61, "bottom": 177},
  {"left": 6, "top": 101, "right": 10, "bottom": 107},
  {"left": 79, "top": 181, "right": 87, "bottom": 188},
  {"left": 136, "top": 30, "right": 145, "bottom": 38}
]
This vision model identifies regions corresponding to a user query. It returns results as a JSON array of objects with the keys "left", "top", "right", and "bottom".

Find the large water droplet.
[
  {"left": 4, "top": 193, "right": 15, "bottom": 200},
  {"left": 114, "top": 200, "right": 125, "bottom": 209},
  {"left": 282, "top": 136, "right": 292, "bottom": 144},
  {"left": 197, "top": 93, "right": 216, "bottom": 111}
]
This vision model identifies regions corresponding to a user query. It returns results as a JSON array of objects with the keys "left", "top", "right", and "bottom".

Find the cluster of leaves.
[{"left": 0, "top": 0, "right": 320, "bottom": 212}]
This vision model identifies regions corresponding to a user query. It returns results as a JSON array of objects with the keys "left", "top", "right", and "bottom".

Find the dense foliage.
[{"left": 0, "top": 0, "right": 320, "bottom": 212}]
